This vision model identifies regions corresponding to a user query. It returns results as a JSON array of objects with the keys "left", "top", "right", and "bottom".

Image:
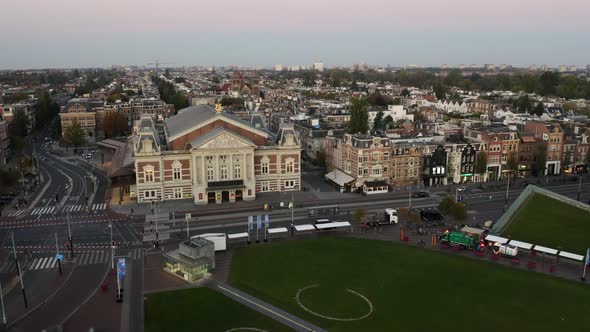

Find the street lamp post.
[
  {"left": 155, "top": 200, "right": 159, "bottom": 248},
  {"left": 408, "top": 184, "right": 412, "bottom": 209},
  {"left": 0, "top": 277, "right": 6, "bottom": 326},
  {"left": 67, "top": 210, "right": 74, "bottom": 258},
  {"left": 577, "top": 174, "right": 582, "bottom": 202},
  {"left": 55, "top": 233, "right": 62, "bottom": 276},
  {"left": 11, "top": 233, "right": 27, "bottom": 308},
  {"left": 290, "top": 192, "right": 294, "bottom": 237},
  {"left": 109, "top": 223, "right": 114, "bottom": 270},
  {"left": 504, "top": 172, "right": 511, "bottom": 212}
]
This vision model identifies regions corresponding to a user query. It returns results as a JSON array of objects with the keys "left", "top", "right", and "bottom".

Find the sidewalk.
[{"left": 212, "top": 281, "right": 327, "bottom": 332}]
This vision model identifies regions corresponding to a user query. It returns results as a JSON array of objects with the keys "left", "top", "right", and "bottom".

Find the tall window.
[
  {"left": 207, "top": 165, "right": 214, "bottom": 181},
  {"left": 174, "top": 188, "right": 182, "bottom": 198},
  {"left": 220, "top": 165, "right": 228, "bottom": 180},
  {"left": 145, "top": 169, "right": 154, "bottom": 182},
  {"left": 173, "top": 162, "right": 181, "bottom": 180},
  {"left": 286, "top": 160, "right": 294, "bottom": 173},
  {"left": 262, "top": 161, "right": 269, "bottom": 174},
  {"left": 234, "top": 163, "right": 241, "bottom": 179},
  {"left": 384, "top": 153, "right": 389, "bottom": 161},
  {"left": 261, "top": 181, "right": 269, "bottom": 192}
]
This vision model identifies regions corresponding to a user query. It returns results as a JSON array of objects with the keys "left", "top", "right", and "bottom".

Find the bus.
[{"left": 308, "top": 205, "right": 341, "bottom": 217}]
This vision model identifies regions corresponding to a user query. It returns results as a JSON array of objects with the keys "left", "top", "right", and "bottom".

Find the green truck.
[{"left": 440, "top": 231, "right": 478, "bottom": 249}]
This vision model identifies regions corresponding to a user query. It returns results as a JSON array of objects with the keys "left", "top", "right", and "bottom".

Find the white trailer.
[
  {"left": 192, "top": 233, "right": 227, "bottom": 251},
  {"left": 493, "top": 243, "right": 518, "bottom": 257}
]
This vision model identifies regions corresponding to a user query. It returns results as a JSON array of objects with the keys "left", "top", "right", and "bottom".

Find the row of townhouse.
[{"left": 324, "top": 121, "right": 590, "bottom": 192}]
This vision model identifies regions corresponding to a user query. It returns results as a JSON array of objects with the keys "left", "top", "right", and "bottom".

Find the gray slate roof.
[{"left": 165, "top": 105, "right": 269, "bottom": 140}]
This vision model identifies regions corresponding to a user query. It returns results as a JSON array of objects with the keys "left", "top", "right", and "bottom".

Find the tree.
[
  {"left": 562, "top": 101, "right": 576, "bottom": 112},
  {"left": 347, "top": 98, "right": 369, "bottom": 134},
  {"left": 539, "top": 71, "right": 560, "bottom": 96},
  {"left": 102, "top": 112, "right": 128, "bottom": 138},
  {"left": 507, "top": 151, "right": 519, "bottom": 173},
  {"left": 350, "top": 80, "right": 358, "bottom": 91},
  {"left": 316, "top": 148, "right": 327, "bottom": 169},
  {"left": 384, "top": 115, "right": 394, "bottom": 129},
  {"left": 450, "top": 203, "right": 468, "bottom": 220},
  {"left": 475, "top": 152, "right": 487, "bottom": 177},
  {"left": 12, "top": 109, "right": 30, "bottom": 138},
  {"left": 35, "top": 91, "right": 52, "bottom": 130},
  {"left": 514, "top": 95, "right": 532, "bottom": 114},
  {"left": 438, "top": 196, "right": 455, "bottom": 215},
  {"left": 373, "top": 110, "right": 385, "bottom": 131},
  {"left": 433, "top": 83, "right": 448, "bottom": 100},
  {"left": 533, "top": 145, "right": 547, "bottom": 177},
  {"left": 533, "top": 101, "right": 545, "bottom": 116},
  {"left": 63, "top": 119, "right": 86, "bottom": 149},
  {"left": 400, "top": 88, "right": 410, "bottom": 97}
]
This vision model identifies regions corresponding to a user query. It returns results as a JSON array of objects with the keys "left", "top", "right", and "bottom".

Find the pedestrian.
[{"left": 131, "top": 208, "right": 134, "bottom": 214}]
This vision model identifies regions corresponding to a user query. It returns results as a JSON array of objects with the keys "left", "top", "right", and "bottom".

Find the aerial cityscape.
[{"left": 1, "top": 1, "right": 590, "bottom": 331}]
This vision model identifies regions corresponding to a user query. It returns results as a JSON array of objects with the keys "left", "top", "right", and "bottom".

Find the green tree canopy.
[
  {"left": 475, "top": 151, "right": 487, "bottom": 176},
  {"left": 63, "top": 119, "right": 86, "bottom": 147},
  {"left": 12, "top": 109, "right": 30, "bottom": 138},
  {"left": 347, "top": 98, "right": 369, "bottom": 134},
  {"left": 373, "top": 110, "right": 385, "bottom": 131}
]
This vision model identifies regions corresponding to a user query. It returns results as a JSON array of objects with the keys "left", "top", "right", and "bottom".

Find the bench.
[
  {"left": 511, "top": 259, "right": 520, "bottom": 266},
  {"left": 527, "top": 261, "right": 537, "bottom": 270},
  {"left": 549, "top": 265, "right": 556, "bottom": 273}
]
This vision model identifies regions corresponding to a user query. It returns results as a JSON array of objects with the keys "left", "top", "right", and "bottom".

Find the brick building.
[
  {"left": 524, "top": 121, "right": 564, "bottom": 175},
  {"left": 230, "top": 71, "right": 260, "bottom": 97},
  {"left": 133, "top": 105, "right": 300, "bottom": 205}
]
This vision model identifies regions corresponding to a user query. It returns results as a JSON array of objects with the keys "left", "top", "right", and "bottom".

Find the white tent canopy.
[
  {"left": 315, "top": 221, "right": 351, "bottom": 230},
  {"left": 507, "top": 240, "right": 534, "bottom": 250},
  {"left": 558, "top": 251, "right": 584, "bottom": 261},
  {"left": 294, "top": 224, "right": 316, "bottom": 231},
  {"left": 227, "top": 232, "right": 249, "bottom": 239},
  {"left": 267, "top": 227, "right": 288, "bottom": 234},
  {"left": 533, "top": 245, "right": 558, "bottom": 255},
  {"left": 485, "top": 235, "right": 509, "bottom": 244}
]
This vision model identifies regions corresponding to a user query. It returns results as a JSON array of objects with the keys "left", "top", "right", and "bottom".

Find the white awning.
[
  {"left": 294, "top": 224, "right": 316, "bottom": 231},
  {"left": 485, "top": 235, "right": 509, "bottom": 244},
  {"left": 324, "top": 169, "right": 355, "bottom": 186},
  {"left": 533, "top": 245, "right": 558, "bottom": 255},
  {"left": 315, "top": 221, "right": 351, "bottom": 230},
  {"left": 558, "top": 251, "right": 584, "bottom": 261},
  {"left": 267, "top": 227, "right": 288, "bottom": 234},
  {"left": 227, "top": 232, "right": 249, "bottom": 239},
  {"left": 507, "top": 240, "right": 534, "bottom": 250}
]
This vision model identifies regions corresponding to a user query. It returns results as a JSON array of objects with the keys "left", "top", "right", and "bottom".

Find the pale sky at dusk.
[{"left": 1, "top": 0, "right": 589, "bottom": 69}]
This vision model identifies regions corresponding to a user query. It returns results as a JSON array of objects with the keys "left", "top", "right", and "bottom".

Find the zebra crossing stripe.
[
  {"left": 81, "top": 254, "right": 90, "bottom": 265},
  {"left": 33, "top": 257, "right": 45, "bottom": 269},
  {"left": 29, "top": 258, "right": 39, "bottom": 269},
  {"left": 49, "top": 258, "right": 57, "bottom": 268}
]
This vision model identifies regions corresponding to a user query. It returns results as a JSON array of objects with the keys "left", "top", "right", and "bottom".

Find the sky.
[{"left": 1, "top": 0, "right": 589, "bottom": 69}]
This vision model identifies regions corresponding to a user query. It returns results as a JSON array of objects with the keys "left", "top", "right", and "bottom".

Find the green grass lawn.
[
  {"left": 502, "top": 193, "right": 590, "bottom": 253},
  {"left": 145, "top": 287, "right": 293, "bottom": 332},
  {"left": 229, "top": 237, "right": 590, "bottom": 332}
]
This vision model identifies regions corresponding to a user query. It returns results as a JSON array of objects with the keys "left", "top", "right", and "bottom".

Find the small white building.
[{"left": 368, "top": 105, "right": 414, "bottom": 128}]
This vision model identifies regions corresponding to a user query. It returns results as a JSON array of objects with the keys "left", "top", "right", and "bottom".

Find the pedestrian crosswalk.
[
  {"left": 29, "top": 257, "right": 58, "bottom": 270},
  {"left": 92, "top": 203, "right": 107, "bottom": 211},
  {"left": 31, "top": 206, "right": 56, "bottom": 215},
  {"left": 7, "top": 210, "right": 26, "bottom": 217},
  {"left": 0, "top": 260, "right": 17, "bottom": 273},
  {"left": 64, "top": 205, "right": 85, "bottom": 213},
  {"left": 75, "top": 251, "right": 109, "bottom": 266},
  {"left": 63, "top": 204, "right": 107, "bottom": 213}
]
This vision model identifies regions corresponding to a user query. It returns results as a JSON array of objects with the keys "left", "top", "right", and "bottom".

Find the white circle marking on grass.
[
  {"left": 295, "top": 285, "right": 374, "bottom": 321},
  {"left": 224, "top": 328, "right": 269, "bottom": 332}
]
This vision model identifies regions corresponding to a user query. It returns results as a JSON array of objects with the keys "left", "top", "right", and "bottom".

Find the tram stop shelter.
[{"left": 163, "top": 237, "right": 215, "bottom": 283}]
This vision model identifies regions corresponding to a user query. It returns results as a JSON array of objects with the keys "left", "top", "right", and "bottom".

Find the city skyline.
[{"left": 1, "top": 0, "right": 589, "bottom": 69}]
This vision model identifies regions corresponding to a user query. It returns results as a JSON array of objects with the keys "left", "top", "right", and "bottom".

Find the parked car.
[{"left": 413, "top": 191, "right": 430, "bottom": 198}]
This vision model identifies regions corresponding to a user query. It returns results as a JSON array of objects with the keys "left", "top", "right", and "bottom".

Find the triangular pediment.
[{"left": 191, "top": 129, "right": 255, "bottom": 150}]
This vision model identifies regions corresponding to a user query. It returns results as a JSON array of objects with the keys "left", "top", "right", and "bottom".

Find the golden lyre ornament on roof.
[{"left": 215, "top": 103, "right": 222, "bottom": 113}]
